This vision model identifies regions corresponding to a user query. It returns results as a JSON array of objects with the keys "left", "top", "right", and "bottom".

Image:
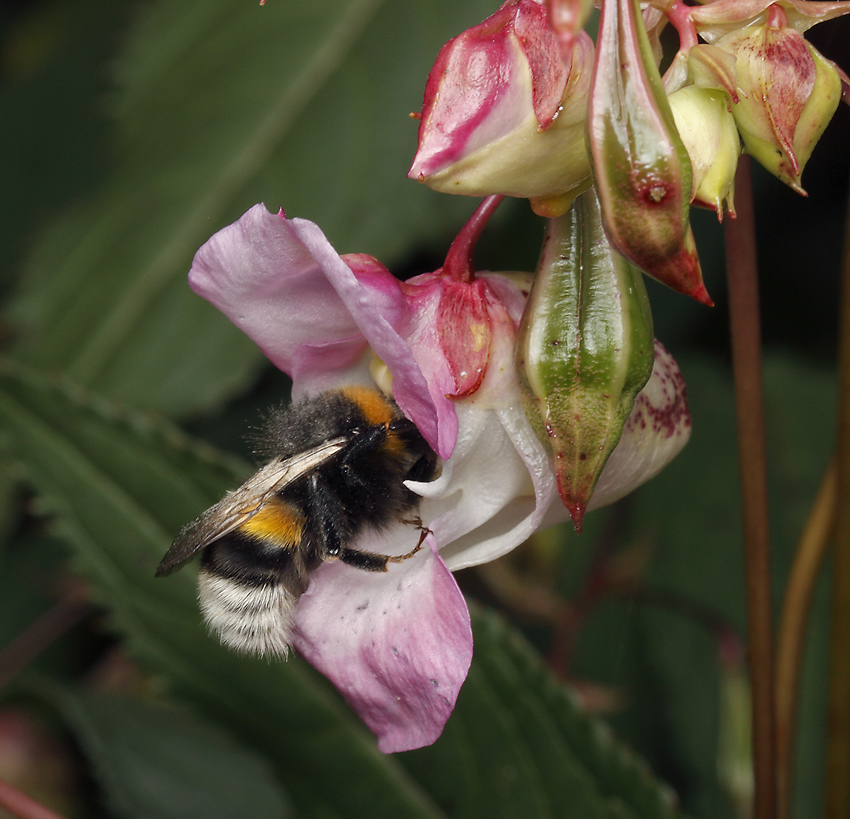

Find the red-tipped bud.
[
  {"left": 515, "top": 189, "right": 655, "bottom": 531},
  {"left": 715, "top": 6, "right": 841, "bottom": 194},
  {"left": 588, "top": 0, "right": 712, "bottom": 306}
]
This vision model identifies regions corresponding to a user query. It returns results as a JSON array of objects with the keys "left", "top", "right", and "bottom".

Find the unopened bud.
[
  {"left": 668, "top": 85, "right": 740, "bottom": 219},
  {"left": 717, "top": 9, "right": 841, "bottom": 194},
  {"left": 408, "top": 2, "right": 593, "bottom": 209},
  {"left": 588, "top": 0, "right": 712, "bottom": 305}
]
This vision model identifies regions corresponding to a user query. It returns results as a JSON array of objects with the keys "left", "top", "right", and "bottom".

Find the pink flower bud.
[
  {"left": 408, "top": 0, "right": 593, "bottom": 210},
  {"left": 715, "top": 6, "right": 841, "bottom": 194},
  {"left": 691, "top": 0, "right": 850, "bottom": 43}
]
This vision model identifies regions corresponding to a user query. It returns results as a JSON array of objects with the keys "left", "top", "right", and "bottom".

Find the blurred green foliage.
[{"left": 0, "top": 0, "right": 846, "bottom": 817}]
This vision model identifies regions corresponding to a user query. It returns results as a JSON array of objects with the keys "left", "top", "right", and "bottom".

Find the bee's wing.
[{"left": 155, "top": 437, "right": 348, "bottom": 576}]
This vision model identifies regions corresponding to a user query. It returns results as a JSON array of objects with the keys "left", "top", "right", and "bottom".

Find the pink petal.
[
  {"left": 513, "top": 0, "right": 570, "bottom": 128},
  {"left": 340, "top": 253, "right": 410, "bottom": 331},
  {"left": 479, "top": 272, "right": 532, "bottom": 325},
  {"left": 401, "top": 271, "right": 529, "bottom": 409},
  {"left": 291, "top": 534, "right": 472, "bottom": 753},
  {"left": 398, "top": 281, "right": 461, "bottom": 458},
  {"left": 437, "top": 279, "right": 491, "bottom": 397},
  {"left": 289, "top": 220, "right": 457, "bottom": 460},
  {"left": 408, "top": 3, "right": 531, "bottom": 180},
  {"left": 190, "top": 205, "right": 458, "bottom": 459},
  {"left": 692, "top": 0, "right": 850, "bottom": 39},
  {"left": 188, "top": 205, "right": 365, "bottom": 377}
]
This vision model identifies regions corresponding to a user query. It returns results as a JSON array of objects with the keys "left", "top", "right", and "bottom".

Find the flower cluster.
[
  {"left": 187, "top": 199, "right": 690, "bottom": 752},
  {"left": 178, "top": 0, "right": 848, "bottom": 754},
  {"left": 411, "top": 0, "right": 849, "bottom": 296}
]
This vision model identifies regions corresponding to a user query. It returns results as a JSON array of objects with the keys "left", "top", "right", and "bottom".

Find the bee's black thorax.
[
  {"left": 274, "top": 391, "right": 436, "bottom": 552},
  {"left": 206, "top": 388, "right": 436, "bottom": 584}
]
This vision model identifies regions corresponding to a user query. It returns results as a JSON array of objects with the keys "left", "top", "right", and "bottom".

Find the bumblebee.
[{"left": 156, "top": 386, "right": 438, "bottom": 657}]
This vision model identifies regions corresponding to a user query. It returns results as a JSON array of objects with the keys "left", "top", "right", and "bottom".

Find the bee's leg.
[
  {"left": 308, "top": 473, "right": 349, "bottom": 559},
  {"left": 398, "top": 516, "right": 432, "bottom": 554},
  {"left": 338, "top": 548, "right": 392, "bottom": 572},
  {"left": 338, "top": 521, "right": 431, "bottom": 573}
]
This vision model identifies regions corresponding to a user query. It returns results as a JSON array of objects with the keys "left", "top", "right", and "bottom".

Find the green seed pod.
[
  {"left": 516, "top": 188, "right": 654, "bottom": 532},
  {"left": 588, "top": 0, "right": 711, "bottom": 305}
]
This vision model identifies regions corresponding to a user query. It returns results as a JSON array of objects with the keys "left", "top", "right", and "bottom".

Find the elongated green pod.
[
  {"left": 588, "top": 0, "right": 712, "bottom": 305},
  {"left": 516, "top": 188, "right": 654, "bottom": 531}
]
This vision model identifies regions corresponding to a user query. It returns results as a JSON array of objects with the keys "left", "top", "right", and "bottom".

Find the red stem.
[
  {"left": 0, "top": 779, "right": 68, "bottom": 819},
  {"left": 724, "top": 155, "right": 777, "bottom": 819},
  {"left": 442, "top": 195, "right": 505, "bottom": 283},
  {"left": 665, "top": 0, "right": 698, "bottom": 51}
]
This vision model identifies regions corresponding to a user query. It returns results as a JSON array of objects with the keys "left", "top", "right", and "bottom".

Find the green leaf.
[
  {"left": 568, "top": 353, "right": 837, "bottom": 819},
  {"left": 0, "top": 362, "right": 687, "bottom": 819},
  {"left": 0, "top": 362, "right": 444, "bottom": 819},
  {"left": 42, "top": 687, "right": 290, "bottom": 819},
  {"left": 404, "top": 605, "right": 687, "bottom": 819},
  {"left": 0, "top": 0, "right": 129, "bottom": 291},
  {"left": 7, "top": 0, "right": 496, "bottom": 417}
]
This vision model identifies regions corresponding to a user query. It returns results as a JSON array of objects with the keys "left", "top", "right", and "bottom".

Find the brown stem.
[
  {"left": 723, "top": 155, "right": 776, "bottom": 819},
  {"left": 776, "top": 459, "right": 837, "bottom": 818},
  {"left": 825, "top": 161, "right": 850, "bottom": 819},
  {"left": 0, "top": 592, "right": 89, "bottom": 691},
  {"left": 0, "top": 778, "right": 68, "bottom": 819}
]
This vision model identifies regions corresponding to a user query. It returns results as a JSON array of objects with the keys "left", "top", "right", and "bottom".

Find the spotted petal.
[
  {"left": 291, "top": 534, "right": 472, "bottom": 753},
  {"left": 589, "top": 341, "right": 691, "bottom": 509}
]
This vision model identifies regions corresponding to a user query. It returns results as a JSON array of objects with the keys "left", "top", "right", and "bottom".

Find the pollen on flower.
[{"left": 471, "top": 323, "right": 488, "bottom": 350}]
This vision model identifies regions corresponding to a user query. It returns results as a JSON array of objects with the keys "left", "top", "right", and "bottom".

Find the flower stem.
[
  {"left": 442, "top": 195, "right": 504, "bottom": 283},
  {"left": 665, "top": 1, "right": 698, "bottom": 52},
  {"left": 825, "top": 163, "right": 850, "bottom": 819},
  {"left": 775, "top": 459, "right": 837, "bottom": 819},
  {"left": 0, "top": 592, "right": 89, "bottom": 691},
  {"left": 723, "top": 155, "right": 776, "bottom": 819}
]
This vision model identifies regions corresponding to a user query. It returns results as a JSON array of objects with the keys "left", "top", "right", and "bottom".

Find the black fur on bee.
[{"left": 156, "top": 386, "right": 437, "bottom": 656}]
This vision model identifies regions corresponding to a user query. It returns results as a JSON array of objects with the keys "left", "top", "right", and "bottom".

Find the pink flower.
[{"left": 186, "top": 202, "right": 691, "bottom": 752}]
